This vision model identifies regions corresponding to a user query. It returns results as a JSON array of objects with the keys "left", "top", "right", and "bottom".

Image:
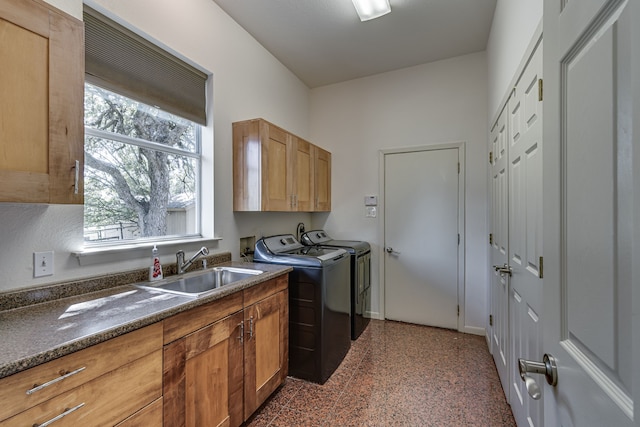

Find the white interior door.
[
  {"left": 490, "top": 104, "right": 511, "bottom": 401},
  {"left": 384, "top": 148, "right": 459, "bottom": 329},
  {"left": 542, "top": 0, "right": 637, "bottom": 425},
  {"left": 508, "top": 42, "right": 544, "bottom": 427}
]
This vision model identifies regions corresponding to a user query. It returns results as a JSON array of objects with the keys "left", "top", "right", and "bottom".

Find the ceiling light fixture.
[{"left": 351, "top": 0, "right": 391, "bottom": 21}]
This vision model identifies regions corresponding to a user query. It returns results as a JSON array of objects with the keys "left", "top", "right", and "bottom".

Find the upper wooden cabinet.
[
  {"left": 293, "top": 135, "right": 314, "bottom": 211},
  {"left": 233, "top": 118, "right": 331, "bottom": 212},
  {"left": 0, "top": 0, "right": 84, "bottom": 204},
  {"left": 313, "top": 145, "right": 331, "bottom": 212}
]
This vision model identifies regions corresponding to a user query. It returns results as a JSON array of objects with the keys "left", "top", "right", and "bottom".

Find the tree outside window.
[{"left": 84, "top": 83, "right": 200, "bottom": 242}]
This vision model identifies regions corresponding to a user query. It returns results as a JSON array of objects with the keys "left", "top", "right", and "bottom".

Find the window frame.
[
  {"left": 82, "top": 84, "right": 204, "bottom": 246},
  {"left": 79, "top": 4, "right": 213, "bottom": 252}
]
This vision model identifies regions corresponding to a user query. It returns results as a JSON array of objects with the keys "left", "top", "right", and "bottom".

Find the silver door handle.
[
  {"left": 493, "top": 264, "right": 512, "bottom": 277},
  {"left": 74, "top": 160, "right": 80, "bottom": 195},
  {"left": 518, "top": 354, "right": 558, "bottom": 400},
  {"left": 385, "top": 247, "right": 400, "bottom": 255}
]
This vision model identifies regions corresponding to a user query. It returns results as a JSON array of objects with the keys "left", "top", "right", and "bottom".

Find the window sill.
[{"left": 73, "top": 237, "right": 222, "bottom": 266}]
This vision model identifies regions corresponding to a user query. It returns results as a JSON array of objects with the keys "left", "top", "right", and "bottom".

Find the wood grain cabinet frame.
[
  {"left": 0, "top": 323, "right": 163, "bottom": 426},
  {"left": 163, "top": 275, "right": 289, "bottom": 427},
  {"left": 0, "top": 0, "right": 84, "bottom": 203},
  {"left": 233, "top": 118, "right": 331, "bottom": 212},
  {"left": 243, "top": 277, "right": 289, "bottom": 419},
  {"left": 164, "top": 311, "right": 245, "bottom": 427}
]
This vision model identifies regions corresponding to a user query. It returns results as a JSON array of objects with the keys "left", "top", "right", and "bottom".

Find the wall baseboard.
[
  {"left": 365, "top": 311, "right": 383, "bottom": 320},
  {"left": 365, "top": 313, "right": 487, "bottom": 338},
  {"left": 463, "top": 325, "right": 486, "bottom": 336}
]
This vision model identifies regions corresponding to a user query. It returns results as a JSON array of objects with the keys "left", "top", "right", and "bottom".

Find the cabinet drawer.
[
  {"left": 0, "top": 322, "right": 162, "bottom": 422},
  {"left": 0, "top": 350, "right": 162, "bottom": 426},
  {"left": 115, "top": 397, "right": 163, "bottom": 427},
  {"left": 163, "top": 291, "right": 243, "bottom": 344},
  {"left": 243, "top": 274, "right": 288, "bottom": 307}
]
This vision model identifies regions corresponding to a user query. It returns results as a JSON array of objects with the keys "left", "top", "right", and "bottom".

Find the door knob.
[
  {"left": 493, "top": 263, "right": 512, "bottom": 277},
  {"left": 385, "top": 247, "right": 400, "bottom": 255},
  {"left": 518, "top": 354, "right": 558, "bottom": 400}
]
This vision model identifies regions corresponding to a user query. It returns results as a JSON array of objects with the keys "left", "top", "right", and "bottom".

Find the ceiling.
[{"left": 212, "top": 0, "right": 497, "bottom": 88}]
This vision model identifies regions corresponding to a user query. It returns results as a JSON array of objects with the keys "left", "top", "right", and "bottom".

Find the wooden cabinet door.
[
  {"left": 314, "top": 146, "right": 331, "bottom": 211},
  {"left": 233, "top": 119, "right": 260, "bottom": 211},
  {"left": 164, "top": 311, "right": 244, "bottom": 427},
  {"left": 47, "top": 6, "right": 84, "bottom": 204},
  {"left": 0, "top": 0, "right": 83, "bottom": 204},
  {"left": 292, "top": 136, "right": 314, "bottom": 211},
  {"left": 262, "top": 121, "right": 294, "bottom": 211},
  {"left": 243, "top": 289, "right": 288, "bottom": 420}
]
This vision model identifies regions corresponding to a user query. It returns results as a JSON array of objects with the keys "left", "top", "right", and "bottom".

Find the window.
[
  {"left": 84, "top": 83, "right": 200, "bottom": 242},
  {"left": 83, "top": 6, "right": 208, "bottom": 244}
]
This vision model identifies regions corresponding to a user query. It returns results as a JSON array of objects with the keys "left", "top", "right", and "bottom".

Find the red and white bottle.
[{"left": 149, "top": 245, "right": 163, "bottom": 281}]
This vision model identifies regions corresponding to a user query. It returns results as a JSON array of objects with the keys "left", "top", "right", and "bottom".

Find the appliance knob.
[{"left": 280, "top": 238, "right": 287, "bottom": 245}]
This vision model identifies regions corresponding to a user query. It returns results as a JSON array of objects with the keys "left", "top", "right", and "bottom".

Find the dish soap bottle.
[{"left": 150, "top": 245, "right": 163, "bottom": 281}]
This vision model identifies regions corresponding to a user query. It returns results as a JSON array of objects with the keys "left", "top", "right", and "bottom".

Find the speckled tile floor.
[{"left": 244, "top": 319, "right": 516, "bottom": 427}]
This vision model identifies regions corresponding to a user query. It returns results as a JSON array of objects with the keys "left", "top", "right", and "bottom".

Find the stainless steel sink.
[{"left": 136, "top": 266, "right": 263, "bottom": 297}]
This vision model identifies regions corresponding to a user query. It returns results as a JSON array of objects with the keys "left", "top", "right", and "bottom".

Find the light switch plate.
[
  {"left": 34, "top": 251, "right": 54, "bottom": 277},
  {"left": 366, "top": 206, "right": 377, "bottom": 218},
  {"left": 364, "top": 195, "right": 378, "bottom": 206}
]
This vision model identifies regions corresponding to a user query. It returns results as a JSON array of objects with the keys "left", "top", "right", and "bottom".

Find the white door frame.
[{"left": 378, "top": 142, "right": 466, "bottom": 331}]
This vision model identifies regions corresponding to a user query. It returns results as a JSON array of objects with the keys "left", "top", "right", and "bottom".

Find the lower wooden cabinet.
[
  {"left": 163, "top": 275, "right": 289, "bottom": 427},
  {"left": 115, "top": 398, "right": 163, "bottom": 427},
  {"left": 243, "top": 283, "right": 288, "bottom": 419},
  {"left": 0, "top": 276, "right": 287, "bottom": 427},
  {"left": 164, "top": 310, "right": 244, "bottom": 427},
  {"left": 0, "top": 323, "right": 163, "bottom": 426}
]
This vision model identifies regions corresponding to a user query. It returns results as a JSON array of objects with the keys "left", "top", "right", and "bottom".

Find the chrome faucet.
[{"left": 176, "top": 246, "right": 209, "bottom": 274}]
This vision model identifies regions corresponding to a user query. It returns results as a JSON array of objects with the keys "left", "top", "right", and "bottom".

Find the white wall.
[
  {"left": 309, "top": 52, "right": 488, "bottom": 332},
  {"left": 486, "top": 0, "right": 543, "bottom": 118},
  {"left": 0, "top": 0, "right": 312, "bottom": 292},
  {"left": 0, "top": 2, "right": 542, "bottom": 338}
]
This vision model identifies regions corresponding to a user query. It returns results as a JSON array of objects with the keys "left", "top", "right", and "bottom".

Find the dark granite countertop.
[{"left": 0, "top": 260, "right": 291, "bottom": 380}]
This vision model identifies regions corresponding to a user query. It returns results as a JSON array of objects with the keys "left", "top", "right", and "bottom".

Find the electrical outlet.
[{"left": 34, "top": 251, "right": 54, "bottom": 277}]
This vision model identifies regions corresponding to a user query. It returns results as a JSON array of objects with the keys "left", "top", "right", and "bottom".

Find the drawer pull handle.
[
  {"left": 26, "top": 367, "right": 86, "bottom": 395},
  {"left": 33, "top": 402, "right": 85, "bottom": 427},
  {"left": 248, "top": 316, "right": 254, "bottom": 339},
  {"left": 73, "top": 160, "right": 80, "bottom": 195}
]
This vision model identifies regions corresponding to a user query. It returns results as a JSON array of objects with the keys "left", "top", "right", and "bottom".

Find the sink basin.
[{"left": 136, "top": 266, "right": 263, "bottom": 297}]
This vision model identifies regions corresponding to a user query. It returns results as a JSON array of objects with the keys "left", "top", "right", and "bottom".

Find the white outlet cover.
[{"left": 34, "top": 251, "right": 54, "bottom": 277}]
